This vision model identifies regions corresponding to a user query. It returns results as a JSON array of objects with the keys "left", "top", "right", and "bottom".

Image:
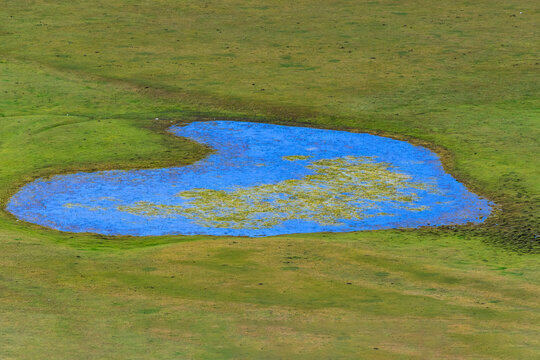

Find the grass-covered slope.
[{"left": 0, "top": 1, "right": 538, "bottom": 358}]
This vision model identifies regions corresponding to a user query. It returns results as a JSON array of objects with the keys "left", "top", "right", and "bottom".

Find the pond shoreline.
[{"left": 6, "top": 120, "right": 492, "bottom": 237}]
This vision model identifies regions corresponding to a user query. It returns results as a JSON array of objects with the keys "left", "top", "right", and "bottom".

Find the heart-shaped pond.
[{"left": 7, "top": 121, "right": 491, "bottom": 236}]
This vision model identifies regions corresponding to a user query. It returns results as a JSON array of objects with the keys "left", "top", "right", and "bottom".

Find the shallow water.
[{"left": 7, "top": 121, "right": 491, "bottom": 236}]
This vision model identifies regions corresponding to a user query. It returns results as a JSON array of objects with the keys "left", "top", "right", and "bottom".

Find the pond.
[{"left": 7, "top": 121, "right": 492, "bottom": 236}]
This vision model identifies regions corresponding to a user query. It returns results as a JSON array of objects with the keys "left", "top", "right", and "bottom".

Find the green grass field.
[{"left": 1, "top": 1, "right": 539, "bottom": 358}]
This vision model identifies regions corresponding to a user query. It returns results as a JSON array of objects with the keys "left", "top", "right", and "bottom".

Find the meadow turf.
[{"left": 0, "top": 0, "right": 539, "bottom": 358}]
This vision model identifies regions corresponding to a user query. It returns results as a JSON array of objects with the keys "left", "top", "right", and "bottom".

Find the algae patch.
[
  {"left": 118, "top": 156, "right": 434, "bottom": 229},
  {"left": 282, "top": 155, "right": 312, "bottom": 161},
  {"left": 63, "top": 203, "right": 105, "bottom": 212}
]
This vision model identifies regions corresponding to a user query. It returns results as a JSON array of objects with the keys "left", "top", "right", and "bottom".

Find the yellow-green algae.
[
  {"left": 118, "top": 156, "right": 434, "bottom": 229},
  {"left": 63, "top": 203, "right": 105, "bottom": 212},
  {"left": 282, "top": 155, "right": 313, "bottom": 161}
]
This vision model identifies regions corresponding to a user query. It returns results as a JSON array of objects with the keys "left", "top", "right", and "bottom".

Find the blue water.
[{"left": 6, "top": 121, "right": 491, "bottom": 236}]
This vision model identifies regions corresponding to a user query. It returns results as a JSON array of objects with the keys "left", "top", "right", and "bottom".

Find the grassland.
[{"left": 0, "top": 0, "right": 539, "bottom": 358}]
